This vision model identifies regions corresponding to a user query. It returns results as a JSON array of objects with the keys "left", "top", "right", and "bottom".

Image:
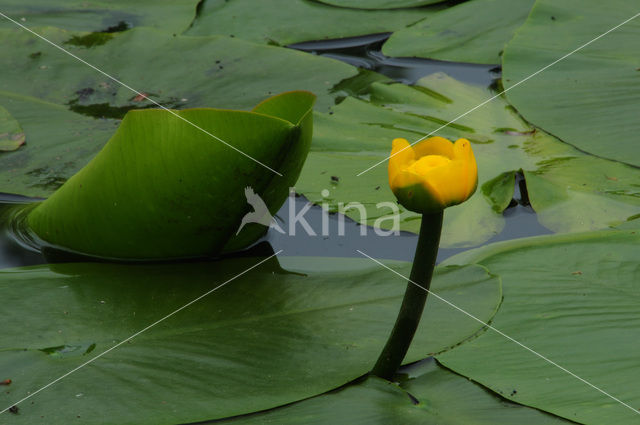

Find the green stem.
[{"left": 371, "top": 210, "right": 443, "bottom": 380}]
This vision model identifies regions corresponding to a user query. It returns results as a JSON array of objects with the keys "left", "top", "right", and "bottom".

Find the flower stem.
[{"left": 371, "top": 210, "right": 443, "bottom": 380}]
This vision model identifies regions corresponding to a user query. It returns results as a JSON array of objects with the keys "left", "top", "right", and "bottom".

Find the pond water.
[{"left": 0, "top": 33, "right": 552, "bottom": 270}]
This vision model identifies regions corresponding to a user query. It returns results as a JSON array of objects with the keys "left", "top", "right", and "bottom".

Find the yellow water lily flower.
[{"left": 388, "top": 137, "right": 477, "bottom": 214}]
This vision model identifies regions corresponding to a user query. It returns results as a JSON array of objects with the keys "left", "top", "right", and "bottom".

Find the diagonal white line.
[
  {"left": 0, "top": 11, "right": 283, "bottom": 177},
  {"left": 0, "top": 250, "right": 283, "bottom": 415},
  {"left": 357, "top": 11, "right": 640, "bottom": 176},
  {"left": 356, "top": 249, "right": 640, "bottom": 416}
]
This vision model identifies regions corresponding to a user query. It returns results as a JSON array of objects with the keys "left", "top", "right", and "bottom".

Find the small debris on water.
[
  {"left": 0, "top": 379, "right": 11, "bottom": 386},
  {"left": 9, "top": 406, "right": 19, "bottom": 414},
  {"left": 132, "top": 93, "right": 148, "bottom": 102}
]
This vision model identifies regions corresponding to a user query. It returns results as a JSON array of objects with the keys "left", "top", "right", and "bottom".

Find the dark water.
[
  {"left": 0, "top": 34, "right": 550, "bottom": 270},
  {"left": 289, "top": 33, "right": 499, "bottom": 86}
]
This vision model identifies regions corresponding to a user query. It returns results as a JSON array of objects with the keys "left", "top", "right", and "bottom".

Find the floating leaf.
[
  {"left": 186, "top": 0, "right": 438, "bottom": 45},
  {"left": 502, "top": 0, "right": 640, "bottom": 166},
  {"left": 0, "top": 27, "right": 357, "bottom": 197},
  {"left": 0, "top": 105, "right": 25, "bottom": 151},
  {"left": 25, "top": 91, "right": 315, "bottom": 259},
  {"left": 0, "top": 256, "right": 500, "bottom": 424},
  {"left": 382, "top": 0, "right": 535, "bottom": 64},
  {"left": 217, "top": 360, "right": 571, "bottom": 424},
  {"left": 299, "top": 74, "right": 640, "bottom": 247},
  {"left": 314, "top": 0, "right": 446, "bottom": 9},
  {"left": 0, "top": 0, "right": 200, "bottom": 33},
  {"left": 439, "top": 228, "right": 640, "bottom": 425}
]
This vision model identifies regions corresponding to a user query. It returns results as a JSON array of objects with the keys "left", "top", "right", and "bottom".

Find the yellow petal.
[
  {"left": 407, "top": 155, "right": 451, "bottom": 175},
  {"left": 453, "top": 138, "right": 478, "bottom": 199},
  {"left": 391, "top": 169, "right": 445, "bottom": 211},
  {"left": 388, "top": 138, "right": 415, "bottom": 188},
  {"left": 413, "top": 136, "right": 455, "bottom": 159},
  {"left": 422, "top": 160, "right": 468, "bottom": 205}
]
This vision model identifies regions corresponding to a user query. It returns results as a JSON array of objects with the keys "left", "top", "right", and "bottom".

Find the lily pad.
[
  {"left": 502, "top": 0, "right": 640, "bottom": 166},
  {"left": 217, "top": 360, "right": 571, "bottom": 424},
  {"left": 0, "top": 256, "right": 500, "bottom": 424},
  {"left": 439, "top": 228, "right": 640, "bottom": 424},
  {"left": 382, "top": 0, "right": 535, "bottom": 64},
  {"left": 25, "top": 91, "right": 315, "bottom": 259},
  {"left": 314, "top": 0, "right": 446, "bottom": 9},
  {"left": 186, "top": 0, "right": 438, "bottom": 45},
  {"left": 0, "top": 0, "right": 200, "bottom": 33},
  {"left": 0, "top": 105, "right": 25, "bottom": 151},
  {"left": 299, "top": 73, "right": 640, "bottom": 248},
  {"left": 0, "top": 27, "right": 357, "bottom": 197}
]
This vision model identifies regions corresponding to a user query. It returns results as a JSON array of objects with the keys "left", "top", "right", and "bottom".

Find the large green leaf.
[
  {"left": 24, "top": 91, "right": 315, "bottom": 259},
  {"left": 382, "top": 0, "right": 535, "bottom": 64},
  {"left": 0, "top": 0, "right": 200, "bottom": 33},
  {"left": 0, "top": 27, "right": 357, "bottom": 197},
  {"left": 314, "top": 0, "right": 446, "bottom": 9},
  {"left": 439, "top": 228, "right": 640, "bottom": 424},
  {"left": 502, "top": 0, "right": 640, "bottom": 166},
  {"left": 0, "top": 105, "right": 25, "bottom": 152},
  {"left": 299, "top": 74, "right": 640, "bottom": 248},
  {"left": 217, "top": 360, "right": 571, "bottom": 424},
  {"left": 186, "top": 0, "right": 438, "bottom": 45},
  {"left": 0, "top": 256, "right": 500, "bottom": 424}
]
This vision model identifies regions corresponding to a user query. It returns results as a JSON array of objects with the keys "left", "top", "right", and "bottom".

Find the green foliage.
[
  {"left": 315, "top": 0, "right": 447, "bottom": 9},
  {"left": 299, "top": 74, "right": 640, "bottom": 248},
  {"left": 0, "top": 105, "right": 25, "bottom": 151},
  {"left": 502, "top": 0, "right": 640, "bottom": 166},
  {"left": 0, "top": 27, "right": 356, "bottom": 197},
  {"left": 186, "top": 0, "right": 439, "bottom": 45},
  {"left": 383, "top": 0, "right": 535, "bottom": 64},
  {"left": 0, "top": 257, "right": 499, "bottom": 424},
  {"left": 218, "top": 360, "right": 571, "bottom": 424},
  {"left": 0, "top": 0, "right": 200, "bottom": 33},
  {"left": 440, "top": 227, "right": 640, "bottom": 424},
  {"left": 27, "top": 91, "right": 315, "bottom": 259}
]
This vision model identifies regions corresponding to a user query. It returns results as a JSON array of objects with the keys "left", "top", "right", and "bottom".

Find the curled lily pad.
[
  {"left": 0, "top": 105, "right": 25, "bottom": 152},
  {"left": 25, "top": 91, "right": 315, "bottom": 259}
]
